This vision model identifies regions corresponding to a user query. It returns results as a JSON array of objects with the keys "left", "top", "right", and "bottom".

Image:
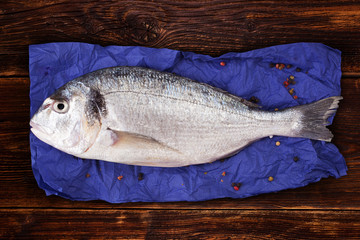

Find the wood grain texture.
[
  {"left": 1, "top": 0, "right": 360, "bottom": 76},
  {"left": 1, "top": 209, "right": 360, "bottom": 239},
  {"left": 1, "top": 0, "right": 360, "bottom": 238}
]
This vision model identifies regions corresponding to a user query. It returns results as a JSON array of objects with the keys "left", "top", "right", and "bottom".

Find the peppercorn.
[
  {"left": 138, "top": 172, "right": 144, "bottom": 181},
  {"left": 249, "top": 96, "right": 259, "bottom": 103},
  {"left": 293, "top": 156, "right": 299, "bottom": 162},
  {"left": 286, "top": 64, "right": 292, "bottom": 69},
  {"left": 269, "top": 63, "right": 275, "bottom": 68},
  {"left": 86, "top": 173, "right": 90, "bottom": 178},
  {"left": 296, "top": 67, "right": 301, "bottom": 72}
]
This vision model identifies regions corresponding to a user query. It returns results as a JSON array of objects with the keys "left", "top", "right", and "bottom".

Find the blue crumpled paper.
[{"left": 29, "top": 42, "right": 347, "bottom": 203}]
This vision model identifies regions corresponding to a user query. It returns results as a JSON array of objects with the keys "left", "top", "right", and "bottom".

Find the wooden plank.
[
  {"left": 0, "top": 76, "right": 359, "bottom": 209},
  {"left": 1, "top": 209, "right": 360, "bottom": 239},
  {"left": 2, "top": 1, "right": 360, "bottom": 238},
  {"left": 1, "top": 0, "right": 360, "bottom": 76}
]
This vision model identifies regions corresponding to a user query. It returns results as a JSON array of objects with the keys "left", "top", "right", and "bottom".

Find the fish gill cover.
[{"left": 29, "top": 42, "right": 347, "bottom": 203}]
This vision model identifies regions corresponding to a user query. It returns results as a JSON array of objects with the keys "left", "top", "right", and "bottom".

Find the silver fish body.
[{"left": 30, "top": 66, "right": 342, "bottom": 167}]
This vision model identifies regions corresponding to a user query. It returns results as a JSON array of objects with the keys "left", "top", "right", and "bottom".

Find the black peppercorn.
[{"left": 249, "top": 96, "right": 259, "bottom": 103}]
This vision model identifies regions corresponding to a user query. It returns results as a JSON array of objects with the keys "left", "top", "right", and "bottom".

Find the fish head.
[{"left": 30, "top": 84, "right": 102, "bottom": 156}]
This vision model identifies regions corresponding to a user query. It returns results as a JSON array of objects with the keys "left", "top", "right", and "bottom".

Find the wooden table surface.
[{"left": 1, "top": 1, "right": 360, "bottom": 239}]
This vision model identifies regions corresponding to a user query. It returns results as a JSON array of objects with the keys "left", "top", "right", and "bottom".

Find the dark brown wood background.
[{"left": 1, "top": 0, "right": 360, "bottom": 239}]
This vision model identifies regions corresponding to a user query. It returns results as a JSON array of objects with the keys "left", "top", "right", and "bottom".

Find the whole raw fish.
[{"left": 30, "top": 66, "right": 342, "bottom": 167}]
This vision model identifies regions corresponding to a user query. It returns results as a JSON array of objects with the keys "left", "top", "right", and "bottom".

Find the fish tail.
[{"left": 295, "top": 96, "right": 343, "bottom": 142}]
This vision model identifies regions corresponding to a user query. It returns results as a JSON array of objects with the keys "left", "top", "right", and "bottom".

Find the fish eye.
[{"left": 52, "top": 100, "right": 69, "bottom": 113}]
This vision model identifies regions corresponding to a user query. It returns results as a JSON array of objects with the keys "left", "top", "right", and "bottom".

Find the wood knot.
[
  {"left": 246, "top": 20, "right": 256, "bottom": 32},
  {"left": 22, "top": 215, "right": 35, "bottom": 227},
  {"left": 119, "top": 7, "right": 164, "bottom": 45}
]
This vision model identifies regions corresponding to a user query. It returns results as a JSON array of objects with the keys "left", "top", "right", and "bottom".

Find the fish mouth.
[
  {"left": 30, "top": 120, "right": 46, "bottom": 134},
  {"left": 29, "top": 120, "right": 54, "bottom": 138},
  {"left": 30, "top": 120, "right": 56, "bottom": 148}
]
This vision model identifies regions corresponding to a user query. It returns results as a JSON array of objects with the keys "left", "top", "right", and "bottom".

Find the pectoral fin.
[
  {"left": 104, "top": 128, "right": 166, "bottom": 149},
  {"left": 97, "top": 128, "right": 184, "bottom": 166}
]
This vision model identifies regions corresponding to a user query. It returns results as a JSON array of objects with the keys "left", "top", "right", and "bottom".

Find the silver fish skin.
[{"left": 30, "top": 66, "right": 342, "bottom": 167}]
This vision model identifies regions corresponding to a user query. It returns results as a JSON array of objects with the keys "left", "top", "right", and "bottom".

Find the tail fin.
[{"left": 296, "top": 96, "right": 342, "bottom": 142}]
